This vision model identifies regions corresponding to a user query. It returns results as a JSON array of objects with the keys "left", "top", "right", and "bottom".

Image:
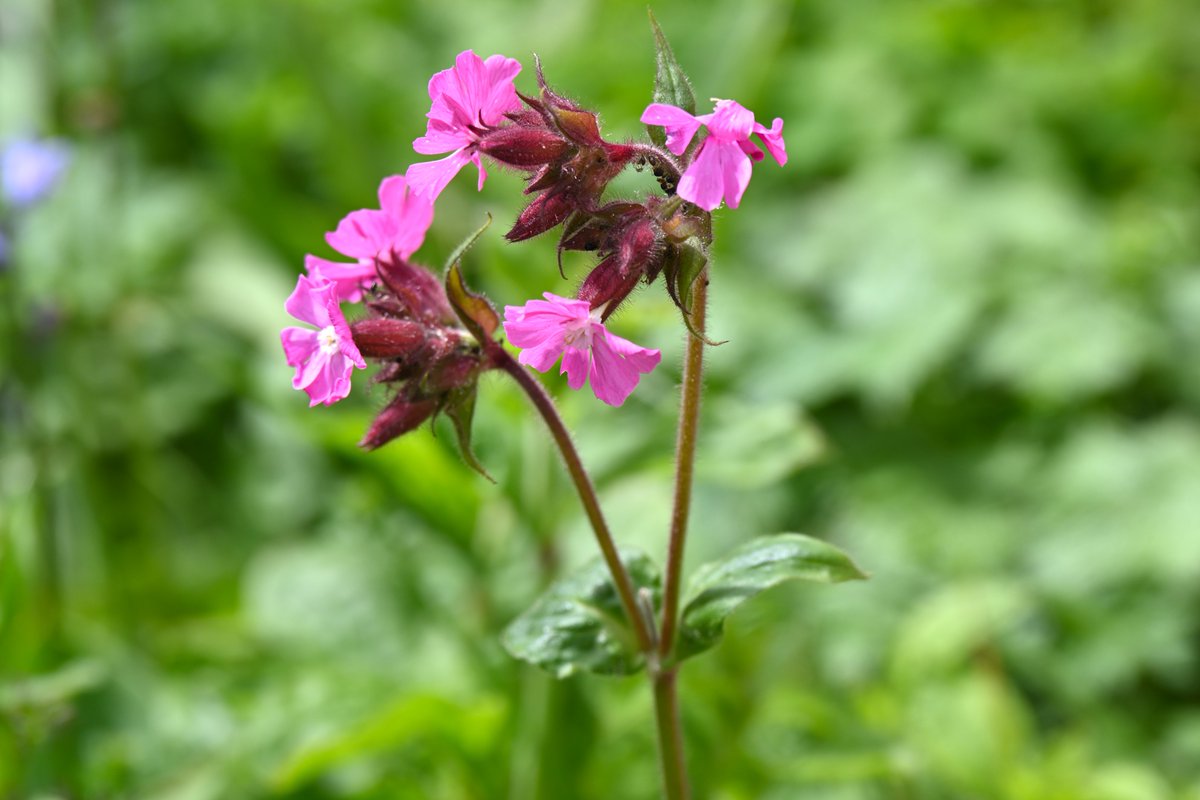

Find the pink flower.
[
  {"left": 406, "top": 50, "right": 523, "bottom": 199},
  {"left": 503, "top": 293, "right": 661, "bottom": 407},
  {"left": 280, "top": 274, "right": 367, "bottom": 406},
  {"left": 306, "top": 175, "right": 433, "bottom": 303},
  {"left": 640, "top": 99, "right": 786, "bottom": 211}
]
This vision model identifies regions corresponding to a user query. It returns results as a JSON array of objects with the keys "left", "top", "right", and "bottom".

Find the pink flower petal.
[
  {"left": 413, "top": 50, "right": 521, "bottom": 164},
  {"left": 284, "top": 274, "right": 333, "bottom": 328},
  {"left": 305, "top": 255, "right": 376, "bottom": 303},
  {"left": 406, "top": 148, "right": 476, "bottom": 200},
  {"left": 280, "top": 326, "right": 319, "bottom": 368},
  {"left": 502, "top": 293, "right": 658, "bottom": 405},
  {"left": 377, "top": 175, "right": 433, "bottom": 258},
  {"left": 280, "top": 274, "right": 365, "bottom": 406},
  {"left": 478, "top": 53, "right": 523, "bottom": 124},
  {"left": 588, "top": 329, "right": 661, "bottom": 407},
  {"left": 676, "top": 141, "right": 727, "bottom": 211},
  {"left": 677, "top": 139, "right": 753, "bottom": 211},
  {"left": 705, "top": 99, "right": 756, "bottom": 141},
  {"left": 326, "top": 209, "right": 391, "bottom": 260},
  {"left": 561, "top": 346, "right": 591, "bottom": 390},
  {"left": 640, "top": 103, "right": 704, "bottom": 156},
  {"left": 667, "top": 99, "right": 786, "bottom": 211},
  {"left": 738, "top": 138, "right": 765, "bottom": 162},
  {"left": 718, "top": 141, "right": 754, "bottom": 209},
  {"left": 753, "top": 117, "right": 787, "bottom": 166}
]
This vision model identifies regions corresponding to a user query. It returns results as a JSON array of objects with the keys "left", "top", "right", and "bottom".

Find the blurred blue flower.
[{"left": 2, "top": 138, "right": 71, "bottom": 207}]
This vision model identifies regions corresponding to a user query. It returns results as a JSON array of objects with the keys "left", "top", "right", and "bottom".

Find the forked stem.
[{"left": 496, "top": 350, "right": 655, "bottom": 655}]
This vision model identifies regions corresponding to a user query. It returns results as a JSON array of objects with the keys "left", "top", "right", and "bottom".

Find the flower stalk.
[
  {"left": 495, "top": 349, "right": 656, "bottom": 656},
  {"left": 653, "top": 667, "right": 690, "bottom": 800},
  {"left": 658, "top": 274, "right": 708, "bottom": 661}
]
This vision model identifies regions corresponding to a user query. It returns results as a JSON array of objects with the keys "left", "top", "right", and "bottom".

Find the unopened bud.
[
  {"left": 576, "top": 217, "right": 663, "bottom": 317},
  {"left": 547, "top": 105, "right": 603, "bottom": 147},
  {"left": 577, "top": 254, "right": 640, "bottom": 309},
  {"left": 507, "top": 191, "right": 576, "bottom": 242},
  {"left": 376, "top": 256, "right": 454, "bottom": 324},
  {"left": 359, "top": 395, "right": 438, "bottom": 450},
  {"left": 350, "top": 318, "right": 426, "bottom": 359},
  {"left": 479, "top": 126, "right": 570, "bottom": 167},
  {"left": 424, "top": 351, "right": 482, "bottom": 394}
]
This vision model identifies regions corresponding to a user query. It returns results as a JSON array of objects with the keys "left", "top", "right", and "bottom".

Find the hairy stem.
[
  {"left": 653, "top": 667, "right": 690, "bottom": 800},
  {"left": 496, "top": 350, "right": 655, "bottom": 655},
  {"left": 658, "top": 275, "right": 707, "bottom": 660}
]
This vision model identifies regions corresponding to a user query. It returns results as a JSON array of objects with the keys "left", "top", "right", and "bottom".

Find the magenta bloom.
[
  {"left": 305, "top": 175, "right": 433, "bottom": 303},
  {"left": 406, "top": 50, "right": 523, "bottom": 199},
  {"left": 641, "top": 99, "right": 786, "bottom": 211},
  {"left": 503, "top": 293, "right": 661, "bottom": 407},
  {"left": 281, "top": 274, "right": 367, "bottom": 406}
]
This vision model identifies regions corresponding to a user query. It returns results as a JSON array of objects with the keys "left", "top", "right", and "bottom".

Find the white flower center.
[
  {"left": 563, "top": 310, "right": 602, "bottom": 349},
  {"left": 317, "top": 325, "right": 341, "bottom": 355}
]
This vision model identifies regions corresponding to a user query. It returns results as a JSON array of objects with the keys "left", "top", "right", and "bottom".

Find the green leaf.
[
  {"left": 674, "top": 237, "right": 708, "bottom": 313},
  {"left": 443, "top": 212, "right": 492, "bottom": 273},
  {"left": 646, "top": 10, "right": 697, "bottom": 147},
  {"left": 445, "top": 262, "right": 500, "bottom": 344},
  {"left": 502, "top": 550, "right": 661, "bottom": 678},
  {"left": 676, "top": 534, "right": 867, "bottom": 660},
  {"left": 442, "top": 381, "right": 493, "bottom": 483}
]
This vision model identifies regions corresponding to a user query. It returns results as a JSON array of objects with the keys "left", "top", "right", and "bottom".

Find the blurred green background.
[{"left": 2, "top": 0, "right": 1199, "bottom": 797}]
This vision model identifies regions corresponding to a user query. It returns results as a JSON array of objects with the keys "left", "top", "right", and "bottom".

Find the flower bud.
[
  {"left": 376, "top": 255, "right": 455, "bottom": 324},
  {"left": 359, "top": 395, "right": 438, "bottom": 450},
  {"left": 546, "top": 105, "right": 603, "bottom": 148},
  {"left": 577, "top": 254, "right": 641, "bottom": 310},
  {"left": 576, "top": 217, "right": 663, "bottom": 319},
  {"left": 423, "top": 351, "right": 482, "bottom": 394},
  {"left": 350, "top": 318, "right": 426, "bottom": 359},
  {"left": 478, "top": 126, "right": 571, "bottom": 167},
  {"left": 507, "top": 191, "right": 577, "bottom": 242}
]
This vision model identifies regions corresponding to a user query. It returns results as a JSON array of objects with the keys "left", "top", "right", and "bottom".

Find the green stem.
[
  {"left": 496, "top": 351, "right": 655, "bottom": 655},
  {"left": 653, "top": 668, "right": 690, "bottom": 800},
  {"left": 658, "top": 276, "right": 708, "bottom": 660}
]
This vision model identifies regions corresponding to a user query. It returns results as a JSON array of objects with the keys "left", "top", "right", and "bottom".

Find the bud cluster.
[
  {"left": 353, "top": 256, "right": 485, "bottom": 450},
  {"left": 282, "top": 44, "right": 786, "bottom": 454}
]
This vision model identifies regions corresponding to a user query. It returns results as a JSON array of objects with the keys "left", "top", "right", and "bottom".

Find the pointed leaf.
[
  {"left": 674, "top": 237, "right": 708, "bottom": 313},
  {"left": 443, "top": 382, "right": 493, "bottom": 482},
  {"left": 445, "top": 262, "right": 500, "bottom": 344},
  {"left": 676, "top": 534, "right": 867, "bottom": 660},
  {"left": 443, "top": 212, "right": 492, "bottom": 272},
  {"left": 502, "top": 550, "right": 661, "bottom": 678},
  {"left": 646, "top": 10, "right": 697, "bottom": 147}
]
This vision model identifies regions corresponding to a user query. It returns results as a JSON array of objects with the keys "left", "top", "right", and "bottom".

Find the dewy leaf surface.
[
  {"left": 502, "top": 550, "right": 661, "bottom": 678},
  {"left": 677, "top": 534, "right": 867, "bottom": 660}
]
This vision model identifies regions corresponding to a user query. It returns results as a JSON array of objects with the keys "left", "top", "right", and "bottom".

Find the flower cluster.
[{"left": 281, "top": 47, "right": 786, "bottom": 446}]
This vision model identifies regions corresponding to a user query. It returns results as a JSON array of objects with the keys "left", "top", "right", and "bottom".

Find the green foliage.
[
  {"left": 645, "top": 10, "right": 697, "bottom": 146},
  {"left": 502, "top": 550, "right": 660, "bottom": 678},
  {"left": 677, "top": 534, "right": 866, "bottom": 661}
]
